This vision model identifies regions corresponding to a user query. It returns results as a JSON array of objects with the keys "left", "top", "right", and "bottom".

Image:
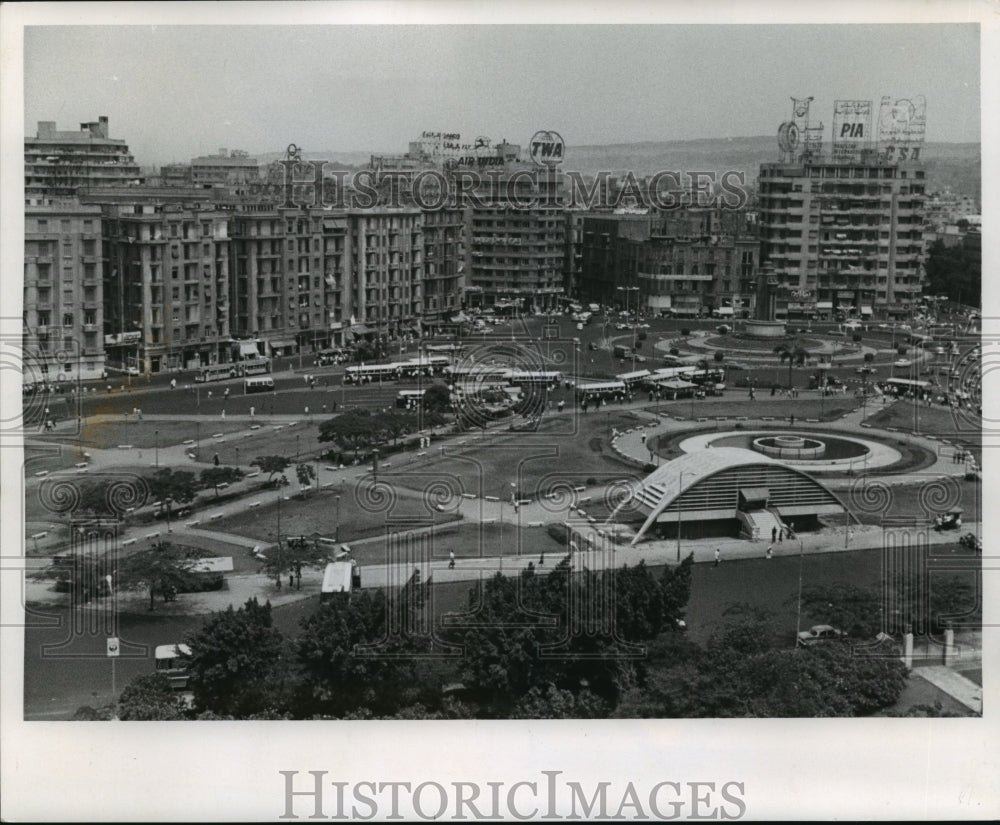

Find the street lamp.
[
  {"left": 155, "top": 429, "right": 159, "bottom": 468},
  {"left": 164, "top": 496, "right": 173, "bottom": 533},
  {"left": 334, "top": 495, "right": 342, "bottom": 542}
]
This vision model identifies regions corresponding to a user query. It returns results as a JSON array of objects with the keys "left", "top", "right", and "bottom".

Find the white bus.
[
  {"left": 615, "top": 369, "right": 652, "bottom": 388},
  {"left": 883, "top": 377, "right": 930, "bottom": 396},
  {"left": 195, "top": 364, "right": 237, "bottom": 383},
  {"left": 154, "top": 643, "right": 191, "bottom": 690},
  {"left": 244, "top": 376, "right": 275, "bottom": 394},
  {"left": 236, "top": 356, "right": 271, "bottom": 377},
  {"left": 344, "top": 363, "right": 402, "bottom": 384},
  {"left": 575, "top": 380, "right": 627, "bottom": 402},
  {"left": 396, "top": 388, "right": 427, "bottom": 408},
  {"left": 509, "top": 370, "right": 562, "bottom": 387}
]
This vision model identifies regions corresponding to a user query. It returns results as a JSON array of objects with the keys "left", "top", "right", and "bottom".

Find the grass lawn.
[
  {"left": 864, "top": 400, "right": 981, "bottom": 460},
  {"left": 210, "top": 484, "right": 463, "bottom": 547},
  {"left": 71, "top": 419, "right": 251, "bottom": 450},
  {"left": 851, "top": 479, "right": 980, "bottom": 525},
  {"left": 659, "top": 397, "right": 860, "bottom": 421},
  {"left": 388, "top": 409, "right": 647, "bottom": 500}
]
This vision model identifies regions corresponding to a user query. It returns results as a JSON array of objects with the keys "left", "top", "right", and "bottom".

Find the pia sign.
[{"left": 529, "top": 130, "right": 565, "bottom": 167}]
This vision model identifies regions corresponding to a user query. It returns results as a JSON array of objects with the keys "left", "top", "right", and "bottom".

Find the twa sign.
[{"left": 529, "top": 130, "right": 565, "bottom": 167}]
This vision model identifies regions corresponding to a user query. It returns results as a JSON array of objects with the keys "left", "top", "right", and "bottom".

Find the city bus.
[
  {"left": 244, "top": 376, "right": 275, "bottom": 394},
  {"left": 443, "top": 365, "right": 512, "bottom": 385},
  {"left": 426, "top": 343, "right": 464, "bottom": 355},
  {"left": 154, "top": 643, "right": 191, "bottom": 690},
  {"left": 615, "top": 369, "right": 652, "bottom": 389},
  {"left": 686, "top": 368, "right": 726, "bottom": 388},
  {"left": 395, "top": 388, "right": 427, "bottom": 409},
  {"left": 195, "top": 364, "right": 237, "bottom": 383},
  {"left": 236, "top": 356, "right": 271, "bottom": 377},
  {"left": 399, "top": 356, "right": 450, "bottom": 378},
  {"left": 883, "top": 377, "right": 930, "bottom": 397},
  {"left": 575, "top": 380, "right": 627, "bottom": 403},
  {"left": 509, "top": 370, "right": 563, "bottom": 387},
  {"left": 344, "top": 363, "right": 402, "bottom": 384}
]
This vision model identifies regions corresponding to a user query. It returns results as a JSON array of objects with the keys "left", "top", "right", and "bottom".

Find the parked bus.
[
  {"left": 509, "top": 370, "right": 562, "bottom": 387},
  {"left": 154, "top": 643, "right": 191, "bottom": 690},
  {"left": 396, "top": 389, "right": 427, "bottom": 409},
  {"left": 575, "top": 380, "right": 627, "bottom": 403},
  {"left": 685, "top": 368, "right": 726, "bottom": 388},
  {"left": 444, "top": 365, "right": 512, "bottom": 384},
  {"left": 883, "top": 377, "right": 930, "bottom": 397},
  {"left": 615, "top": 369, "right": 652, "bottom": 389},
  {"left": 426, "top": 343, "right": 464, "bottom": 355},
  {"left": 244, "top": 376, "right": 275, "bottom": 394},
  {"left": 344, "top": 363, "right": 402, "bottom": 384},
  {"left": 399, "top": 356, "right": 450, "bottom": 378},
  {"left": 195, "top": 364, "right": 237, "bottom": 383},
  {"left": 236, "top": 356, "right": 271, "bottom": 376}
]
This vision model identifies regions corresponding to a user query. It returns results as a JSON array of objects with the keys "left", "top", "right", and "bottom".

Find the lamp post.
[
  {"left": 334, "top": 495, "right": 341, "bottom": 542},
  {"left": 155, "top": 429, "right": 159, "bottom": 468},
  {"left": 164, "top": 495, "right": 173, "bottom": 533}
]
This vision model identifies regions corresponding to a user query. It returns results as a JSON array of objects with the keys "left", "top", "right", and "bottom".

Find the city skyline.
[{"left": 23, "top": 24, "right": 981, "bottom": 166}]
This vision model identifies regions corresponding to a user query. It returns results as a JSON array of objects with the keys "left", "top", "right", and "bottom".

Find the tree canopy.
[{"left": 182, "top": 597, "right": 287, "bottom": 718}]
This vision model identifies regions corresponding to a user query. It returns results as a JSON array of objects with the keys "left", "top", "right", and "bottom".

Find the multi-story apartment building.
[
  {"left": 420, "top": 208, "right": 465, "bottom": 330},
  {"left": 578, "top": 209, "right": 758, "bottom": 317},
  {"left": 25, "top": 116, "right": 143, "bottom": 198},
  {"left": 23, "top": 198, "right": 106, "bottom": 381},
  {"left": 99, "top": 198, "right": 233, "bottom": 373},
  {"left": 757, "top": 158, "right": 926, "bottom": 319},
  {"left": 464, "top": 165, "right": 566, "bottom": 313}
]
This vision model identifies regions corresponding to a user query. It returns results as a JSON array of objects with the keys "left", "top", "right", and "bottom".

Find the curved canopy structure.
[{"left": 612, "top": 447, "right": 853, "bottom": 545}]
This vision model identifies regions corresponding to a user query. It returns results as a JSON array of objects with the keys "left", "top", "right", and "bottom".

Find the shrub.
[
  {"left": 680, "top": 328, "right": 691, "bottom": 336},
  {"left": 643, "top": 463, "right": 656, "bottom": 473},
  {"left": 546, "top": 523, "right": 569, "bottom": 545},
  {"left": 586, "top": 477, "right": 597, "bottom": 486},
  {"left": 634, "top": 340, "right": 642, "bottom": 350},
  {"left": 852, "top": 333, "right": 863, "bottom": 343},
  {"left": 897, "top": 346, "right": 908, "bottom": 356},
  {"left": 669, "top": 347, "right": 680, "bottom": 356},
  {"left": 637, "top": 331, "right": 648, "bottom": 341},
  {"left": 713, "top": 350, "right": 725, "bottom": 362}
]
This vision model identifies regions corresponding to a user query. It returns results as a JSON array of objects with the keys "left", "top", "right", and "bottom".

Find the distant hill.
[{"left": 253, "top": 137, "right": 981, "bottom": 200}]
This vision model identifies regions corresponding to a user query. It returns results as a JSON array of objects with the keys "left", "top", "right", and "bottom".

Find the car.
[
  {"left": 637, "top": 323, "right": 651, "bottom": 329},
  {"left": 855, "top": 366, "right": 876, "bottom": 375},
  {"left": 716, "top": 324, "right": 731, "bottom": 334},
  {"left": 894, "top": 359, "right": 912, "bottom": 368},
  {"left": 615, "top": 323, "right": 629, "bottom": 331},
  {"left": 796, "top": 625, "right": 846, "bottom": 646}
]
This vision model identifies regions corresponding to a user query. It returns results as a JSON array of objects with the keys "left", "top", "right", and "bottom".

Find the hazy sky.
[{"left": 24, "top": 24, "right": 981, "bottom": 165}]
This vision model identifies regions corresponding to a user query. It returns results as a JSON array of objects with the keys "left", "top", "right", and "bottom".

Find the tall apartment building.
[
  {"left": 23, "top": 199, "right": 106, "bottom": 381},
  {"left": 100, "top": 198, "right": 233, "bottom": 373},
  {"left": 420, "top": 208, "right": 465, "bottom": 328},
  {"left": 579, "top": 209, "right": 758, "bottom": 317},
  {"left": 757, "top": 159, "right": 926, "bottom": 319},
  {"left": 25, "top": 116, "right": 143, "bottom": 198},
  {"left": 464, "top": 165, "right": 566, "bottom": 312}
]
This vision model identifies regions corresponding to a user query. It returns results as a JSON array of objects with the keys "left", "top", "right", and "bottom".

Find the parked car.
[
  {"left": 934, "top": 510, "right": 963, "bottom": 531},
  {"left": 855, "top": 366, "right": 876, "bottom": 375},
  {"left": 797, "top": 625, "right": 846, "bottom": 646}
]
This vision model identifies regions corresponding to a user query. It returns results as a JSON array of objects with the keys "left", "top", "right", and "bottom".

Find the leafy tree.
[
  {"left": 116, "top": 540, "right": 202, "bottom": 610},
  {"left": 117, "top": 673, "right": 189, "bottom": 720},
  {"left": 924, "top": 237, "right": 981, "bottom": 307},
  {"left": 510, "top": 684, "right": 609, "bottom": 719},
  {"left": 713, "top": 350, "right": 725, "bottom": 362},
  {"left": 295, "top": 589, "right": 420, "bottom": 717},
  {"left": 259, "top": 535, "right": 330, "bottom": 590},
  {"left": 318, "top": 409, "right": 380, "bottom": 456},
  {"left": 295, "top": 462, "right": 316, "bottom": 492},
  {"left": 422, "top": 382, "right": 451, "bottom": 415},
  {"left": 182, "top": 597, "right": 287, "bottom": 718},
  {"left": 864, "top": 352, "right": 875, "bottom": 364},
  {"left": 199, "top": 465, "right": 244, "bottom": 498},
  {"left": 147, "top": 467, "right": 199, "bottom": 505},
  {"left": 251, "top": 455, "right": 291, "bottom": 487}
]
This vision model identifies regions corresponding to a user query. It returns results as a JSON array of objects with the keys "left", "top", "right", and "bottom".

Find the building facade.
[
  {"left": 23, "top": 199, "right": 106, "bottom": 381},
  {"left": 25, "top": 116, "right": 143, "bottom": 198},
  {"left": 757, "top": 158, "right": 926, "bottom": 319}
]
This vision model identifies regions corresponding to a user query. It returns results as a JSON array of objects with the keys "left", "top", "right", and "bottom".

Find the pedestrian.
[
  {"left": 107, "top": 384, "right": 112, "bottom": 394},
  {"left": 766, "top": 545, "right": 773, "bottom": 560},
  {"left": 213, "top": 453, "right": 220, "bottom": 466},
  {"left": 771, "top": 525, "right": 777, "bottom": 543},
  {"left": 224, "top": 387, "right": 230, "bottom": 399},
  {"left": 208, "top": 390, "right": 213, "bottom": 399},
  {"left": 641, "top": 432, "right": 647, "bottom": 445},
  {"left": 448, "top": 550, "right": 455, "bottom": 569},
  {"left": 221, "top": 409, "right": 226, "bottom": 420},
  {"left": 170, "top": 378, "right": 177, "bottom": 390},
  {"left": 788, "top": 521, "right": 795, "bottom": 538},
  {"left": 250, "top": 406, "right": 255, "bottom": 419},
  {"left": 714, "top": 548, "right": 721, "bottom": 567},
  {"left": 778, "top": 527, "right": 783, "bottom": 542},
  {"left": 539, "top": 551, "right": 545, "bottom": 566},
  {"left": 137, "top": 408, "right": 142, "bottom": 420}
]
